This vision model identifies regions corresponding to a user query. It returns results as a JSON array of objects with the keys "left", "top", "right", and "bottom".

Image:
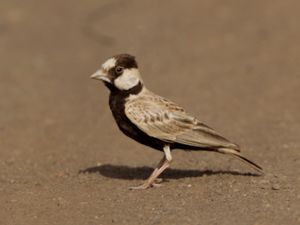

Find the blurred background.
[{"left": 0, "top": 0, "right": 299, "bottom": 225}]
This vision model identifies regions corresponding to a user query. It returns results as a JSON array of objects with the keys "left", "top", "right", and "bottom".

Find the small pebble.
[{"left": 272, "top": 184, "right": 280, "bottom": 190}]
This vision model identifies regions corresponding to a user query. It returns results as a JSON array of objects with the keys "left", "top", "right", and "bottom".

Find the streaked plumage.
[
  {"left": 125, "top": 90, "right": 239, "bottom": 150},
  {"left": 91, "top": 53, "right": 262, "bottom": 190}
]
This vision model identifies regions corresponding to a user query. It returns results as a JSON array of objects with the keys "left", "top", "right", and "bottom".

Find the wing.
[{"left": 125, "top": 93, "right": 239, "bottom": 150}]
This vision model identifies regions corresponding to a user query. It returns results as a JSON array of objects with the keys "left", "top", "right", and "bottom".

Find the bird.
[{"left": 90, "top": 53, "right": 263, "bottom": 190}]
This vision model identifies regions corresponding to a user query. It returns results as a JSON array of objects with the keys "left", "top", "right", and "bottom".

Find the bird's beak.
[{"left": 90, "top": 69, "right": 111, "bottom": 83}]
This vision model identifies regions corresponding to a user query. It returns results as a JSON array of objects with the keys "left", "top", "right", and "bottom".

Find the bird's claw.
[
  {"left": 129, "top": 179, "right": 163, "bottom": 190},
  {"left": 128, "top": 183, "right": 150, "bottom": 190}
]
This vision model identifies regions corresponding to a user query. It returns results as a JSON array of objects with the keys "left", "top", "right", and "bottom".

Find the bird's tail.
[{"left": 218, "top": 148, "right": 263, "bottom": 174}]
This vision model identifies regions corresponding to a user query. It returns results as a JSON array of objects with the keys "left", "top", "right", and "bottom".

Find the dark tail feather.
[{"left": 218, "top": 148, "right": 263, "bottom": 174}]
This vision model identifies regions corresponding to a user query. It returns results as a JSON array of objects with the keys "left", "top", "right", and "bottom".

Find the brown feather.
[{"left": 125, "top": 89, "right": 239, "bottom": 150}]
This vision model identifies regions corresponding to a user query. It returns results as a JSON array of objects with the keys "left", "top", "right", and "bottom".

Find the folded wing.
[{"left": 125, "top": 94, "right": 239, "bottom": 150}]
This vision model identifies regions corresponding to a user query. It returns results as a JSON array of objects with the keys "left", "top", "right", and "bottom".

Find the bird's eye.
[{"left": 115, "top": 66, "right": 124, "bottom": 74}]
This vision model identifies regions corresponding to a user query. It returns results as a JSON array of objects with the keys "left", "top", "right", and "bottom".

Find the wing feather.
[{"left": 125, "top": 93, "right": 239, "bottom": 150}]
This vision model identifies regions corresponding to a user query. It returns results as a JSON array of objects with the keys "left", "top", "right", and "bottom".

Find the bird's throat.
[{"left": 109, "top": 81, "right": 143, "bottom": 98}]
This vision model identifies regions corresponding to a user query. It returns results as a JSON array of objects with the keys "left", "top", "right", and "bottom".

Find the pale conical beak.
[{"left": 90, "top": 69, "right": 111, "bottom": 83}]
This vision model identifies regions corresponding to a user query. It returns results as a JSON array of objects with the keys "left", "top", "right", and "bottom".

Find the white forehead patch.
[
  {"left": 114, "top": 68, "right": 141, "bottom": 90},
  {"left": 102, "top": 58, "right": 116, "bottom": 70}
]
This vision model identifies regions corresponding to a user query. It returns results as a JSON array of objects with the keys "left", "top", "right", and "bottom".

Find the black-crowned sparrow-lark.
[{"left": 91, "top": 53, "right": 262, "bottom": 190}]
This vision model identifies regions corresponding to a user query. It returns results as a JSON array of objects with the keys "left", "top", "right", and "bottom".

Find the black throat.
[{"left": 106, "top": 81, "right": 143, "bottom": 99}]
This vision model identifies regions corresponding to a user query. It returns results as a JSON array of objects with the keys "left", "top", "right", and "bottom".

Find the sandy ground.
[{"left": 0, "top": 0, "right": 300, "bottom": 224}]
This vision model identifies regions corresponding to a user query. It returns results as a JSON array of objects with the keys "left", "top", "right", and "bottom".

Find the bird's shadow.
[{"left": 79, "top": 164, "right": 259, "bottom": 180}]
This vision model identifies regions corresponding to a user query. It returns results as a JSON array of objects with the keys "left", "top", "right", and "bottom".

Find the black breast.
[{"left": 108, "top": 84, "right": 166, "bottom": 151}]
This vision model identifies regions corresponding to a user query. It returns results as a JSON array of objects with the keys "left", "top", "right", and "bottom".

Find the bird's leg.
[
  {"left": 129, "top": 145, "right": 172, "bottom": 190},
  {"left": 128, "top": 156, "right": 165, "bottom": 190},
  {"left": 149, "top": 145, "right": 172, "bottom": 186},
  {"left": 149, "top": 156, "right": 166, "bottom": 183}
]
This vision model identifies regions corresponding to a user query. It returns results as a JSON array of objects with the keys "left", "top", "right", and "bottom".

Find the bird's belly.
[
  {"left": 109, "top": 94, "right": 165, "bottom": 151},
  {"left": 116, "top": 117, "right": 165, "bottom": 151}
]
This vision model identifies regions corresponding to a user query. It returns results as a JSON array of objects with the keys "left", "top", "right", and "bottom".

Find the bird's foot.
[
  {"left": 129, "top": 179, "right": 163, "bottom": 190},
  {"left": 129, "top": 183, "right": 151, "bottom": 190}
]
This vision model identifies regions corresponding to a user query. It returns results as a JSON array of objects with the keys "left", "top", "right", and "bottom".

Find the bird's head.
[{"left": 91, "top": 54, "right": 143, "bottom": 92}]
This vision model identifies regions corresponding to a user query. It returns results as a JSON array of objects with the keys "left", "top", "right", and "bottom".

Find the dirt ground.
[{"left": 1, "top": 0, "right": 299, "bottom": 224}]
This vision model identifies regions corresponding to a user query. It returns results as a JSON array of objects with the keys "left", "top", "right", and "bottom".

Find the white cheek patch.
[
  {"left": 102, "top": 58, "right": 116, "bottom": 70},
  {"left": 114, "top": 68, "right": 141, "bottom": 90}
]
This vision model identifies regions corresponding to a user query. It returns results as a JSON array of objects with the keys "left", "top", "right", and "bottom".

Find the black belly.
[
  {"left": 108, "top": 90, "right": 208, "bottom": 152},
  {"left": 109, "top": 91, "right": 167, "bottom": 151},
  {"left": 118, "top": 117, "right": 166, "bottom": 151}
]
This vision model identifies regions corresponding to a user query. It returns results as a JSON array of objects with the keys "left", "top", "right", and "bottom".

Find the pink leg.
[{"left": 129, "top": 146, "right": 172, "bottom": 190}]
